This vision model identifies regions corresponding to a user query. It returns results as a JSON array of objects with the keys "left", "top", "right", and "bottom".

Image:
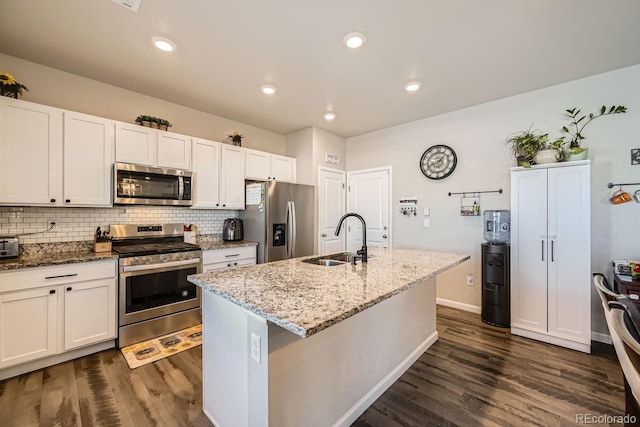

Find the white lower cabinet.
[
  {"left": 203, "top": 246, "right": 256, "bottom": 272},
  {"left": 510, "top": 161, "right": 591, "bottom": 353},
  {"left": 0, "top": 287, "right": 58, "bottom": 368},
  {"left": 0, "top": 260, "right": 117, "bottom": 370}
]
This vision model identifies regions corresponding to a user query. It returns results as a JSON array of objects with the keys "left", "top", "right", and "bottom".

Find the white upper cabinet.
[
  {"left": 191, "top": 138, "right": 221, "bottom": 208},
  {"left": 115, "top": 122, "right": 191, "bottom": 170},
  {"left": 191, "top": 139, "right": 245, "bottom": 210},
  {"left": 0, "top": 98, "right": 113, "bottom": 207},
  {"left": 245, "top": 148, "right": 296, "bottom": 182},
  {"left": 63, "top": 111, "right": 114, "bottom": 206},
  {"left": 0, "top": 97, "right": 62, "bottom": 205},
  {"left": 220, "top": 145, "right": 245, "bottom": 209}
]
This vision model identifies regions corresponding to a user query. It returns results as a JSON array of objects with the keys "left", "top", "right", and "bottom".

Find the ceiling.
[{"left": 1, "top": 1, "right": 640, "bottom": 138}]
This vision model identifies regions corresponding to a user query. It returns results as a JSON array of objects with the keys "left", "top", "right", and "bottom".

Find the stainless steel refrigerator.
[{"left": 239, "top": 181, "right": 315, "bottom": 263}]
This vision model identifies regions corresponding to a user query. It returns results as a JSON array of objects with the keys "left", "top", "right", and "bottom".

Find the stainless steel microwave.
[{"left": 113, "top": 163, "right": 193, "bottom": 206}]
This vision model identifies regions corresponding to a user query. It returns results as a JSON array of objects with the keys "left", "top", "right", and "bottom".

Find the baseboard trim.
[
  {"left": 334, "top": 330, "right": 439, "bottom": 427},
  {"left": 436, "top": 298, "right": 481, "bottom": 314},
  {"left": 511, "top": 327, "right": 590, "bottom": 353},
  {"left": 591, "top": 331, "right": 613, "bottom": 345},
  {"left": 0, "top": 340, "right": 116, "bottom": 381}
]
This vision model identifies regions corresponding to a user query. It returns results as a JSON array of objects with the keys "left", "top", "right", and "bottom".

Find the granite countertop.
[
  {"left": 0, "top": 237, "right": 257, "bottom": 271},
  {"left": 0, "top": 250, "right": 118, "bottom": 271},
  {"left": 198, "top": 239, "right": 258, "bottom": 251},
  {"left": 188, "top": 248, "right": 469, "bottom": 338}
]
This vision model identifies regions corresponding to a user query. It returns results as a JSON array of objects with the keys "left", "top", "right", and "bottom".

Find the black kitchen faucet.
[{"left": 335, "top": 213, "right": 367, "bottom": 264}]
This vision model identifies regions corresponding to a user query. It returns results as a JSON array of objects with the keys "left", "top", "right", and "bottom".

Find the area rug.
[{"left": 121, "top": 324, "right": 202, "bottom": 369}]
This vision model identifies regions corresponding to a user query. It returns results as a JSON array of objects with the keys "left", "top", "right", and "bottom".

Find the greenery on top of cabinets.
[{"left": 557, "top": 105, "right": 627, "bottom": 154}]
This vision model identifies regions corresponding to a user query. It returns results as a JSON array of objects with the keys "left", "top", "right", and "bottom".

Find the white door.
[
  {"left": 115, "top": 122, "right": 156, "bottom": 166},
  {"left": 64, "top": 278, "right": 116, "bottom": 350},
  {"left": 157, "top": 131, "right": 191, "bottom": 170},
  {"left": 220, "top": 145, "right": 245, "bottom": 209},
  {"left": 510, "top": 168, "right": 548, "bottom": 333},
  {"left": 191, "top": 138, "right": 221, "bottom": 208},
  {"left": 0, "top": 287, "right": 58, "bottom": 369},
  {"left": 63, "top": 112, "right": 113, "bottom": 206},
  {"left": 318, "top": 167, "right": 346, "bottom": 255},
  {"left": 0, "top": 98, "right": 62, "bottom": 205},
  {"left": 346, "top": 167, "right": 391, "bottom": 255},
  {"left": 546, "top": 164, "right": 591, "bottom": 342}
]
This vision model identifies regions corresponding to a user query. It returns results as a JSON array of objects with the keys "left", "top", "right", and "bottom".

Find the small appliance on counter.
[
  {"left": 222, "top": 218, "right": 244, "bottom": 241},
  {"left": 0, "top": 235, "right": 19, "bottom": 259}
]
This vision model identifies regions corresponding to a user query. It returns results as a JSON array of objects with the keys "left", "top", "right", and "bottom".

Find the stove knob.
[{"left": 160, "top": 254, "right": 169, "bottom": 262}]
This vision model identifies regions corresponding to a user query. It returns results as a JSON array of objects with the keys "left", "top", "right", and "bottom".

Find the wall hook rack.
[
  {"left": 607, "top": 182, "right": 640, "bottom": 189},
  {"left": 448, "top": 189, "right": 503, "bottom": 197}
]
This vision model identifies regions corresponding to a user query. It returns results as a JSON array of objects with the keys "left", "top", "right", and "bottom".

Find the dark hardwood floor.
[{"left": 0, "top": 306, "right": 625, "bottom": 426}]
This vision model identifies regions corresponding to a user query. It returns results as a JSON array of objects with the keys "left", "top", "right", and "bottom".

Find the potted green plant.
[
  {"left": 0, "top": 73, "right": 28, "bottom": 99},
  {"left": 557, "top": 105, "right": 627, "bottom": 161},
  {"left": 135, "top": 115, "right": 153, "bottom": 127},
  {"left": 157, "top": 118, "right": 172, "bottom": 131},
  {"left": 227, "top": 130, "right": 243, "bottom": 146},
  {"left": 534, "top": 137, "right": 565, "bottom": 165},
  {"left": 505, "top": 127, "right": 549, "bottom": 168}
]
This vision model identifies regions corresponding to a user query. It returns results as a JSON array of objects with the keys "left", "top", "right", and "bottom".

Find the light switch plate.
[
  {"left": 423, "top": 218, "right": 430, "bottom": 228},
  {"left": 424, "top": 207, "right": 430, "bottom": 216}
]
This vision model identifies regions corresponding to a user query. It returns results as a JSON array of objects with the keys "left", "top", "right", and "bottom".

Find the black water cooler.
[{"left": 481, "top": 243, "right": 510, "bottom": 327}]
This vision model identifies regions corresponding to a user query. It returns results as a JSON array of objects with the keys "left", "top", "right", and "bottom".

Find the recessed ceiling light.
[
  {"left": 151, "top": 36, "right": 176, "bottom": 52},
  {"left": 404, "top": 81, "right": 422, "bottom": 92},
  {"left": 342, "top": 32, "right": 366, "bottom": 49},
  {"left": 324, "top": 112, "right": 337, "bottom": 121},
  {"left": 260, "top": 85, "right": 277, "bottom": 95}
]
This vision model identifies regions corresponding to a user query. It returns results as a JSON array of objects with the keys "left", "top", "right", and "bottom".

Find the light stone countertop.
[
  {"left": 0, "top": 250, "right": 118, "bottom": 271},
  {"left": 188, "top": 248, "right": 469, "bottom": 338}
]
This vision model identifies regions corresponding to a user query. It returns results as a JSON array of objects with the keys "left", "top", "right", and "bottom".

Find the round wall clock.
[{"left": 420, "top": 145, "right": 457, "bottom": 180}]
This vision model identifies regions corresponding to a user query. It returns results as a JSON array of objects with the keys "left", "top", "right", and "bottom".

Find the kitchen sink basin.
[{"left": 301, "top": 252, "right": 374, "bottom": 266}]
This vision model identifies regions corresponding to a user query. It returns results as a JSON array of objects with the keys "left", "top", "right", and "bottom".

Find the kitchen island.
[{"left": 188, "top": 248, "right": 469, "bottom": 427}]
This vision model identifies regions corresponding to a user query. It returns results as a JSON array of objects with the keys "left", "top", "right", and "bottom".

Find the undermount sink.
[{"left": 301, "top": 252, "right": 374, "bottom": 266}]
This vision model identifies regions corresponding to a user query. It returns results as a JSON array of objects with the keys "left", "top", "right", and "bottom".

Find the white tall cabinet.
[{"left": 510, "top": 161, "right": 591, "bottom": 353}]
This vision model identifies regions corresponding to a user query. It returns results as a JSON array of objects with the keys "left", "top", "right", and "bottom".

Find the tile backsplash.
[{"left": 0, "top": 206, "right": 237, "bottom": 244}]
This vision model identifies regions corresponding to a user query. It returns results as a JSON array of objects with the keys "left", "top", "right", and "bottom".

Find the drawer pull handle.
[
  {"left": 49, "top": 289, "right": 56, "bottom": 294},
  {"left": 66, "top": 287, "right": 73, "bottom": 292},
  {"left": 225, "top": 254, "right": 240, "bottom": 258},
  {"left": 45, "top": 273, "right": 78, "bottom": 279},
  {"left": 227, "top": 263, "right": 231, "bottom": 267}
]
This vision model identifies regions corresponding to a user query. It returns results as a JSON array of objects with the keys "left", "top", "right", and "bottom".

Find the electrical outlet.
[
  {"left": 466, "top": 275, "right": 474, "bottom": 286},
  {"left": 47, "top": 219, "right": 57, "bottom": 229},
  {"left": 250, "top": 333, "right": 261, "bottom": 363}
]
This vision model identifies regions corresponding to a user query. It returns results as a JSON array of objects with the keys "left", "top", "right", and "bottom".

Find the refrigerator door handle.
[
  {"left": 285, "top": 201, "right": 292, "bottom": 259},
  {"left": 290, "top": 201, "right": 297, "bottom": 258}
]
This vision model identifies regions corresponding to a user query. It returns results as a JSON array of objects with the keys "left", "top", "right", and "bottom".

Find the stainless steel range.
[{"left": 110, "top": 223, "right": 202, "bottom": 347}]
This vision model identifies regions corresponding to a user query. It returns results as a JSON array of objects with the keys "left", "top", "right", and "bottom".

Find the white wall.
[
  {"left": 346, "top": 64, "right": 640, "bottom": 337},
  {"left": 285, "top": 127, "right": 314, "bottom": 185},
  {"left": 1, "top": 53, "right": 286, "bottom": 154}
]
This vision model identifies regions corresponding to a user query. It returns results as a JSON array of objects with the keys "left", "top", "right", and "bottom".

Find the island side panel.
[
  {"left": 202, "top": 291, "right": 269, "bottom": 427},
  {"left": 267, "top": 277, "right": 438, "bottom": 427}
]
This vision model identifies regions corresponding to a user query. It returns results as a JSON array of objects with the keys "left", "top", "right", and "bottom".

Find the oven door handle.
[{"left": 121, "top": 258, "right": 201, "bottom": 272}]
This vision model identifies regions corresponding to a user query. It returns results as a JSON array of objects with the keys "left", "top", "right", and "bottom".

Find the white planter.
[
  {"left": 564, "top": 147, "right": 589, "bottom": 161},
  {"left": 534, "top": 149, "right": 560, "bottom": 165}
]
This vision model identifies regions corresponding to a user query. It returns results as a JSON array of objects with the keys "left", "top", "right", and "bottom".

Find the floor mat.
[{"left": 120, "top": 324, "right": 202, "bottom": 369}]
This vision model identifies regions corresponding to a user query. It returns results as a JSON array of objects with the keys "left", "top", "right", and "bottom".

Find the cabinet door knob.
[
  {"left": 227, "top": 263, "right": 231, "bottom": 267},
  {"left": 321, "top": 233, "right": 327, "bottom": 237},
  {"left": 50, "top": 198, "right": 56, "bottom": 203},
  {"left": 65, "top": 199, "right": 71, "bottom": 203},
  {"left": 216, "top": 203, "right": 219, "bottom": 207},
  {"left": 234, "top": 262, "right": 237, "bottom": 266},
  {"left": 223, "top": 204, "right": 226, "bottom": 207},
  {"left": 66, "top": 287, "right": 72, "bottom": 291},
  {"left": 383, "top": 234, "right": 388, "bottom": 239},
  {"left": 268, "top": 177, "right": 271, "bottom": 180},
  {"left": 49, "top": 289, "right": 56, "bottom": 294}
]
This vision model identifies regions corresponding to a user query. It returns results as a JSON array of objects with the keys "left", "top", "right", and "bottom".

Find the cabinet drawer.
[
  {"left": 204, "top": 257, "right": 256, "bottom": 272},
  {"left": 0, "top": 260, "right": 117, "bottom": 293},
  {"left": 203, "top": 246, "right": 256, "bottom": 264}
]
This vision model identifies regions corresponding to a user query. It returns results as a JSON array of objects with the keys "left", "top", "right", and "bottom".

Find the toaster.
[
  {"left": 222, "top": 218, "right": 244, "bottom": 241},
  {"left": 0, "top": 236, "right": 19, "bottom": 259}
]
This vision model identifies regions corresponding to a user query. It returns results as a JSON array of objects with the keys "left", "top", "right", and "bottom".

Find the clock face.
[{"left": 420, "top": 145, "right": 457, "bottom": 180}]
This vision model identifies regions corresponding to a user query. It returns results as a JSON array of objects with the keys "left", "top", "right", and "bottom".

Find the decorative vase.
[
  {"left": 534, "top": 149, "right": 561, "bottom": 165},
  {"left": 564, "top": 147, "right": 589, "bottom": 161}
]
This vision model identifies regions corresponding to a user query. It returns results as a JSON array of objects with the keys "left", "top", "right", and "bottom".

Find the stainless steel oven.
[{"left": 110, "top": 224, "right": 202, "bottom": 347}]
